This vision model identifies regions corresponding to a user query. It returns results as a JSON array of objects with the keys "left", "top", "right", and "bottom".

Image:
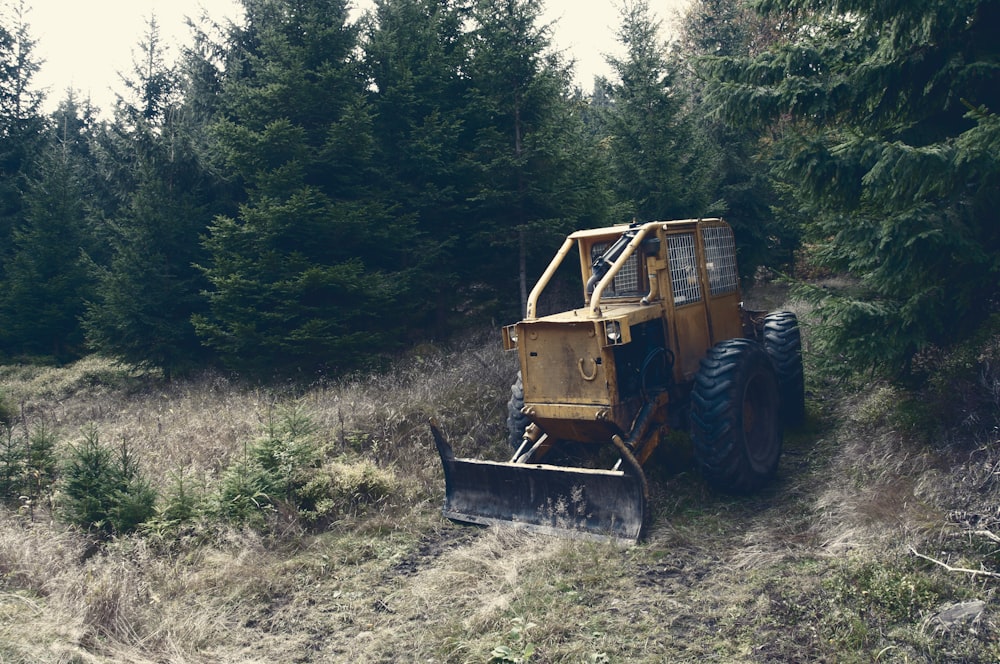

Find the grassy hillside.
[{"left": 1, "top": 313, "right": 999, "bottom": 663}]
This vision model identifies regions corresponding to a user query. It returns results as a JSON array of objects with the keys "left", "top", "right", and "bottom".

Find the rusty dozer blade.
[{"left": 430, "top": 421, "right": 649, "bottom": 543}]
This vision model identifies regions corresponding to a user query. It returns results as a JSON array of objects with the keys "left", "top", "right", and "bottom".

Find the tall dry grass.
[
  {"left": 0, "top": 330, "right": 520, "bottom": 662},
  {"left": 1, "top": 329, "right": 516, "bottom": 510}
]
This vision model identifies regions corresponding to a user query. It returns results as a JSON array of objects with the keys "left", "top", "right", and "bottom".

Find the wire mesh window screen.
[
  {"left": 701, "top": 225, "right": 739, "bottom": 296},
  {"left": 668, "top": 234, "right": 702, "bottom": 304},
  {"left": 591, "top": 243, "right": 641, "bottom": 296}
]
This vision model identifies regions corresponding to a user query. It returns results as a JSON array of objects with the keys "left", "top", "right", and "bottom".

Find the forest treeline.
[{"left": 0, "top": 0, "right": 996, "bottom": 380}]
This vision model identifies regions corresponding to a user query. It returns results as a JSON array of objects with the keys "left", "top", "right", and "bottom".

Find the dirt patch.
[
  {"left": 388, "top": 522, "right": 482, "bottom": 578},
  {"left": 636, "top": 545, "right": 720, "bottom": 589}
]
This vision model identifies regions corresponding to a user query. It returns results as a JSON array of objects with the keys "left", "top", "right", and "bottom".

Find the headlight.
[
  {"left": 503, "top": 324, "right": 519, "bottom": 350},
  {"left": 605, "top": 320, "right": 622, "bottom": 344}
]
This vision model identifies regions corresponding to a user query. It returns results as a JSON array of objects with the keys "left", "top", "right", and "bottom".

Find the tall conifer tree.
[
  {"left": 83, "top": 18, "right": 218, "bottom": 379},
  {"left": 673, "top": 0, "right": 798, "bottom": 275},
  {"left": 707, "top": 0, "right": 1000, "bottom": 373},
  {"left": 195, "top": 0, "right": 412, "bottom": 375},
  {"left": 362, "top": 0, "right": 478, "bottom": 332},
  {"left": 0, "top": 4, "right": 67, "bottom": 358},
  {"left": 0, "top": 2, "right": 44, "bottom": 253},
  {"left": 600, "top": 0, "right": 701, "bottom": 222},
  {"left": 1, "top": 128, "right": 93, "bottom": 359},
  {"left": 465, "top": 0, "right": 611, "bottom": 316}
]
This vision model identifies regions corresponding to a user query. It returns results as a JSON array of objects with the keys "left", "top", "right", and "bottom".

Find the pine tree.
[
  {"left": 61, "top": 428, "right": 156, "bottom": 537},
  {"left": 361, "top": 0, "right": 476, "bottom": 333},
  {"left": 599, "top": 0, "right": 702, "bottom": 222},
  {"left": 0, "top": 4, "right": 50, "bottom": 357},
  {"left": 51, "top": 92, "right": 114, "bottom": 246},
  {"left": 0, "top": 2, "right": 45, "bottom": 255},
  {"left": 707, "top": 0, "right": 1000, "bottom": 373},
  {"left": 195, "top": 0, "right": 413, "bottom": 376},
  {"left": 673, "top": 0, "right": 798, "bottom": 275},
  {"left": 83, "top": 17, "right": 219, "bottom": 379},
  {"left": 464, "top": 0, "right": 612, "bottom": 317},
  {"left": 0, "top": 127, "right": 93, "bottom": 360}
]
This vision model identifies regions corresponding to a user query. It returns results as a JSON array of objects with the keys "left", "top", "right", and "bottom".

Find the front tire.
[
  {"left": 763, "top": 311, "right": 805, "bottom": 428},
  {"left": 691, "top": 339, "right": 782, "bottom": 493}
]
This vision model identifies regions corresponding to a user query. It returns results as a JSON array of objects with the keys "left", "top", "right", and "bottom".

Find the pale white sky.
[
  {"left": 27, "top": 0, "right": 241, "bottom": 113},
  {"left": 24, "top": 0, "right": 689, "bottom": 116}
]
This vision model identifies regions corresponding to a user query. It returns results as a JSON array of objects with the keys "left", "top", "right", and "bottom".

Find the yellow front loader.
[{"left": 432, "top": 219, "right": 804, "bottom": 541}]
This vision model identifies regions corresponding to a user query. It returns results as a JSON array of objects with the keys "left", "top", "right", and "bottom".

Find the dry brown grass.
[
  {"left": 0, "top": 332, "right": 520, "bottom": 661},
  {"left": 2, "top": 314, "right": 1000, "bottom": 662}
]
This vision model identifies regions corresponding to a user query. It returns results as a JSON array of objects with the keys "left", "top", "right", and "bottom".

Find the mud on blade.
[{"left": 431, "top": 423, "right": 647, "bottom": 542}]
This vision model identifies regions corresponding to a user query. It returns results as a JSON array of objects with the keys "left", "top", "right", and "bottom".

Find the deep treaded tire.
[
  {"left": 506, "top": 371, "right": 530, "bottom": 450},
  {"left": 762, "top": 311, "right": 805, "bottom": 428},
  {"left": 691, "top": 339, "right": 782, "bottom": 493}
]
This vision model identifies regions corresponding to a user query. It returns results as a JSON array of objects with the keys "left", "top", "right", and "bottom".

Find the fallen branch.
[
  {"left": 972, "top": 529, "right": 1000, "bottom": 544},
  {"left": 909, "top": 546, "right": 1000, "bottom": 579},
  {"left": 948, "top": 528, "right": 1000, "bottom": 544}
]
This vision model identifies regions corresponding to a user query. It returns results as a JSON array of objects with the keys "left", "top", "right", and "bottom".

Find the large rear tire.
[
  {"left": 762, "top": 311, "right": 805, "bottom": 428},
  {"left": 691, "top": 339, "right": 782, "bottom": 493},
  {"left": 506, "top": 371, "right": 530, "bottom": 450}
]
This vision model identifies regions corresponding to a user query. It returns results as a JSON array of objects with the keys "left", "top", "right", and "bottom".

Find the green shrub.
[
  {"left": 23, "top": 423, "right": 58, "bottom": 505},
  {"left": 157, "top": 470, "right": 205, "bottom": 526},
  {"left": 0, "top": 423, "right": 58, "bottom": 507},
  {"left": 489, "top": 618, "right": 536, "bottom": 664},
  {"left": 217, "top": 406, "right": 324, "bottom": 527},
  {"left": 141, "top": 470, "right": 212, "bottom": 545},
  {"left": 0, "top": 429, "right": 26, "bottom": 500},
  {"left": 324, "top": 459, "right": 396, "bottom": 516},
  {"left": 0, "top": 390, "right": 14, "bottom": 426},
  {"left": 60, "top": 427, "right": 157, "bottom": 536},
  {"left": 217, "top": 405, "right": 397, "bottom": 530}
]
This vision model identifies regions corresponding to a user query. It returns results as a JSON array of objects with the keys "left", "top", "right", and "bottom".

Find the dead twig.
[
  {"left": 972, "top": 529, "right": 1000, "bottom": 544},
  {"left": 909, "top": 546, "right": 1000, "bottom": 579}
]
